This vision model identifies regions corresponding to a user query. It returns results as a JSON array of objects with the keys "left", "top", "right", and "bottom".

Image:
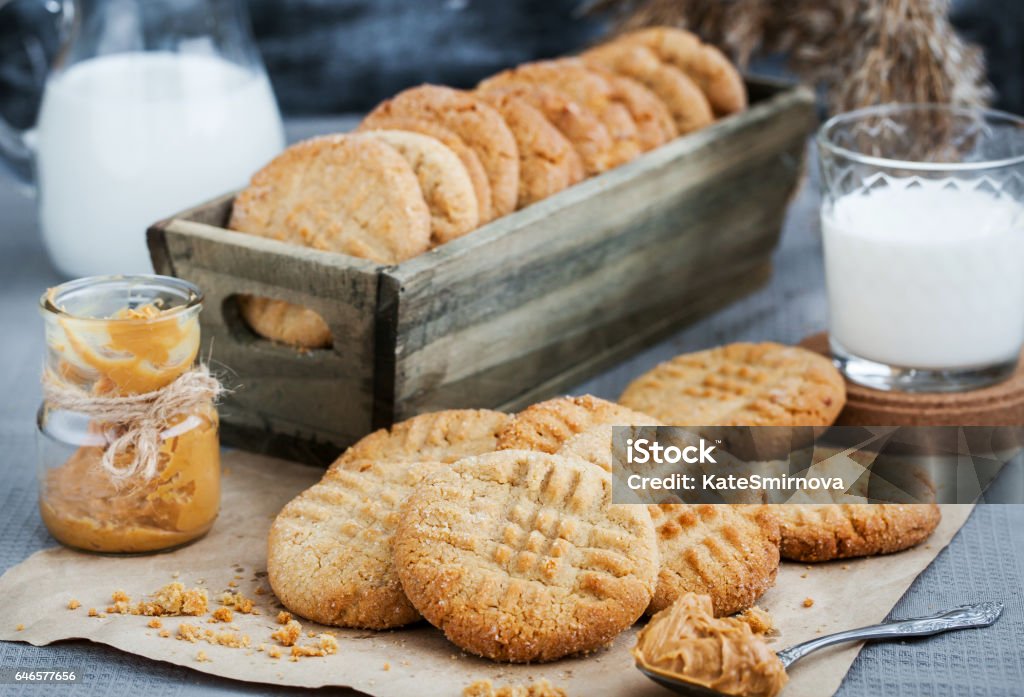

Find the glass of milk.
[
  {"left": 0, "top": 0, "right": 285, "bottom": 277},
  {"left": 819, "top": 104, "right": 1024, "bottom": 392}
]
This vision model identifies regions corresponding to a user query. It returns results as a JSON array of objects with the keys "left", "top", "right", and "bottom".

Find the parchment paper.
[{"left": 0, "top": 451, "right": 974, "bottom": 697}]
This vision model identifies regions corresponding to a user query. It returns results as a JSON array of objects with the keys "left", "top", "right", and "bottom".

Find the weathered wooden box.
[{"left": 148, "top": 78, "right": 815, "bottom": 464}]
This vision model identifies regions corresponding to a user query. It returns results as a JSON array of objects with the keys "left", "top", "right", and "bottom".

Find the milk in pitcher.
[{"left": 35, "top": 52, "right": 284, "bottom": 276}]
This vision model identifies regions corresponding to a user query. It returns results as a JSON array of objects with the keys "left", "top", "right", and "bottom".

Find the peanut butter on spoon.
[{"left": 633, "top": 593, "right": 788, "bottom": 697}]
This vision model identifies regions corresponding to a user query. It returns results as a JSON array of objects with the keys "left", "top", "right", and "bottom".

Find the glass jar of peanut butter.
[{"left": 37, "top": 275, "right": 221, "bottom": 554}]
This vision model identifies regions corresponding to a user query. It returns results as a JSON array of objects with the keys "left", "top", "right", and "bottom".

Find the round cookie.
[
  {"left": 479, "top": 84, "right": 616, "bottom": 175},
  {"left": 267, "top": 458, "right": 441, "bottom": 629},
  {"left": 619, "top": 342, "right": 846, "bottom": 427},
  {"left": 358, "top": 130, "right": 479, "bottom": 245},
  {"left": 776, "top": 503, "right": 942, "bottom": 562},
  {"left": 477, "top": 91, "right": 585, "bottom": 207},
  {"left": 332, "top": 408, "right": 511, "bottom": 471},
  {"left": 586, "top": 64, "right": 677, "bottom": 150},
  {"left": 615, "top": 27, "right": 747, "bottom": 116},
  {"left": 362, "top": 85, "right": 519, "bottom": 219},
  {"left": 582, "top": 42, "right": 713, "bottom": 135},
  {"left": 646, "top": 503, "right": 780, "bottom": 616},
  {"left": 237, "top": 295, "right": 331, "bottom": 349},
  {"left": 269, "top": 409, "right": 511, "bottom": 629},
  {"left": 393, "top": 450, "right": 659, "bottom": 662},
  {"left": 479, "top": 59, "right": 641, "bottom": 168},
  {"left": 229, "top": 135, "right": 430, "bottom": 264},
  {"left": 357, "top": 115, "right": 493, "bottom": 224},
  {"left": 497, "top": 394, "right": 661, "bottom": 454}
]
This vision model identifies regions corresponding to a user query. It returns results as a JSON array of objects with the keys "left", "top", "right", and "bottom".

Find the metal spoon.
[{"left": 637, "top": 601, "right": 1004, "bottom": 696}]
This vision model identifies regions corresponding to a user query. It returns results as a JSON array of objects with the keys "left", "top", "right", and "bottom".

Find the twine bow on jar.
[{"left": 41, "top": 365, "right": 224, "bottom": 481}]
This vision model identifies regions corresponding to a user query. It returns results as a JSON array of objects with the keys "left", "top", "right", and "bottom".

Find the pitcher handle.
[{"left": 0, "top": 0, "right": 74, "bottom": 192}]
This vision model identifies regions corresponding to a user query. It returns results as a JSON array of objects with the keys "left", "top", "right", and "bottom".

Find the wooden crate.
[{"left": 148, "top": 78, "right": 816, "bottom": 464}]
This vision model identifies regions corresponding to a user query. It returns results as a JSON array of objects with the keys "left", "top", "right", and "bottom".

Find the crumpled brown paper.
[{"left": 0, "top": 451, "right": 974, "bottom": 697}]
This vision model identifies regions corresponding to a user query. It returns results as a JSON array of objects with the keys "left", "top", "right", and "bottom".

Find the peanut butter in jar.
[{"left": 37, "top": 275, "right": 221, "bottom": 554}]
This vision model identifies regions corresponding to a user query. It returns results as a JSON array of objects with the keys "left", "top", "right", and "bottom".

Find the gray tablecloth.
[{"left": 0, "top": 119, "right": 1021, "bottom": 696}]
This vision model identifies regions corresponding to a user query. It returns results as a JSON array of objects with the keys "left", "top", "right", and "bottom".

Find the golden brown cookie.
[
  {"left": 615, "top": 27, "right": 747, "bottom": 116},
  {"left": 332, "top": 408, "right": 511, "bottom": 470},
  {"left": 357, "top": 130, "right": 479, "bottom": 246},
  {"left": 582, "top": 42, "right": 713, "bottom": 135},
  {"left": 776, "top": 504, "right": 942, "bottom": 562},
  {"left": 362, "top": 85, "right": 519, "bottom": 219},
  {"left": 267, "top": 458, "right": 439, "bottom": 629},
  {"left": 647, "top": 504, "right": 780, "bottom": 616},
  {"left": 479, "top": 59, "right": 641, "bottom": 168},
  {"left": 229, "top": 135, "right": 430, "bottom": 264},
  {"left": 479, "top": 84, "right": 617, "bottom": 176},
  {"left": 236, "top": 295, "right": 331, "bottom": 349},
  {"left": 586, "top": 64, "right": 677, "bottom": 150},
  {"left": 619, "top": 343, "right": 846, "bottom": 427},
  {"left": 497, "top": 394, "right": 661, "bottom": 454},
  {"left": 393, "top": 450, "right": 659, "bottom": 662},
  {"left": 357, "top": 115, "right": 493, "bottom": 225},
  {"left": 269, "top": 409, "right": 510, "bottom": 629},
  {"left": 477, "top": 91, "right": 585, "bottom": 207}
]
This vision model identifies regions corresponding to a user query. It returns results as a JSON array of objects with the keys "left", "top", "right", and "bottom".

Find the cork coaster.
[{"left": 800, "top": 332, "right": 1024, "bottom": 426}]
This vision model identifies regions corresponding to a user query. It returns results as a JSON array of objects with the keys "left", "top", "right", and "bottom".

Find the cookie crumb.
[
  {"left": 737, "top": 606, "right": 775, "bottom": 635},
  {"left": 67, "top": 599, "right": 81, "bottom": 610},
  {"left": 463, "top": 678, "right": 566, "bottom": 697},
  {"left": 15, "top": 624, "right": 24, "bottom": 632},
  {"left": 800, "top": 573, "right": 808, "bottom": 579},
  {"left": 218, "top": 591, "right": 256, "bottom": 614},
  {"left": 196, "top": 650, "right": 211, "bottom": 663},
  {"left": 267, "top": 645, "right": 282, "bottom": 659},
  {"left": 271, "top": 620, "right": 302, "bottom": 647},
  {"left": 158, "top": 629, "right": 171, "bottom": 638},
  {"left": 148, "top": 619, "right": 163, "bottom": 629},
  {"left": 88, "top": 608, "right": 98, "bottom": 617},
  {"left": 210, "top": 607, "right": 233, "bottom": 623},
  {"left": 802, "top": 597, "right": 814, "bottom": 608},
  {"left": 383, "top": 662, "right": 390, "bottom": 671},
  {"left": 275, "top": 611, "right": 292, "bottom": 625},
  {"left": 136, "top": 582, "right": 208, "bottom": 616},
  {"left": 178, "top": 623, "right": 202, "bottom": 642}
]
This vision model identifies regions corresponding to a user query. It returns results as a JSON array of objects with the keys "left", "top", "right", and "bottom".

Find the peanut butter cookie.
[
  {"left": 647, "top": 504, "right": 780, "bottom": 616},
  {"left": 582, "top": 42, "right": 713, "bottom": 135},
  {"left": 358, "top": 130, "right": 479, "bottom": 245},
  {"left": 333, "top": 408, "right": 511, "bottom": 470},
  {"left": 229, "top": 135, "right": 430, "bottom": 264},
  {"left": 497, "top": 394, "right": 661, "bottom": 454},
  {"left": 357, "top": 115, "right": 493, "bottom": 224},
  {"left": 776, "top": 503, "right": 942, "bottom": 562},
  {"left": 619, "top": 343, "right": 846, "bottom": 427},
  {"left": 586, "top": 64, "right": 677, "bottom": 150},
  {"left": 269, "top": 409, "right": 511, "bottom": 629},
  {"left": 479, "top": 59, "right": 641, "bottom": 168},
  {"left": 362, "top": 85, "right": 519, "bottom": 219},
  {"left": 615, "top": 27, "right": 747, "bottom": 116},
  {"left": 236, "top": 295, "right": 331, "bottom": 349},
  {"left": 393, "top": 450, "right": 659, "bottom": 662},
  {"left": 478, "top": 84, "right": 617, "bottom": 176},
  {"left": 477, "top": 91, "right": 585, "bottom": 207}
]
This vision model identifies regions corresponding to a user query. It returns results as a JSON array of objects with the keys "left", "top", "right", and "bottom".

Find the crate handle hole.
[{"left": 222, "top": 294, "right": 334, "bottom": 351}]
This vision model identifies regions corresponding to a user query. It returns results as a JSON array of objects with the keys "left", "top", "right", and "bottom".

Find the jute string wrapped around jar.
[{"left": 41, "top": 365, "right": 223, "bottom": 481}]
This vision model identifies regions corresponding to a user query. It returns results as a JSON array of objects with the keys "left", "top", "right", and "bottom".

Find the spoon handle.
[{"left": 775, "top": 601, "right": 1004, "bottom": 669}]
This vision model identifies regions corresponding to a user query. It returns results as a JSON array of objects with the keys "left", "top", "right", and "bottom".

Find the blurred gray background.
[{"left": 1, "top": 0, "right": 1021, "bottom": 130}]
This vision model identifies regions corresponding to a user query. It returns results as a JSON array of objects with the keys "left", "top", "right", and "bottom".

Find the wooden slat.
[
  {"left": 380, "top": 84, "right": 815, "bottom": 420},
  {"left": 149, "top": 79, "right": 816, "bottom": 462},
  {"left": 147, "top": 218, "right": 381, "bottom": 459}
]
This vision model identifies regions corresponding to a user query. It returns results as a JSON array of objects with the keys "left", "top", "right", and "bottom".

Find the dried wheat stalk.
[{"left": 583, "top": 0, "right": 992, "bottom": 113}]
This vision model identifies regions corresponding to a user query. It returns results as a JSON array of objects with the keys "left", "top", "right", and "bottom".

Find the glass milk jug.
[{"left": 0, "top": 0, "right": 285, "bottom": 277}]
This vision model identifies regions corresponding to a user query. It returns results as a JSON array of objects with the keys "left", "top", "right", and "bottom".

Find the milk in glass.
[{"left": 822, "top": 180, "right": 1024, "bottom": 370}]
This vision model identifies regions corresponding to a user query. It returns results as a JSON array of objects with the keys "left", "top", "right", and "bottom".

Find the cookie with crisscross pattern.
[{"left": 393, "top": 450, "right": 659, "bottom": 662}]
